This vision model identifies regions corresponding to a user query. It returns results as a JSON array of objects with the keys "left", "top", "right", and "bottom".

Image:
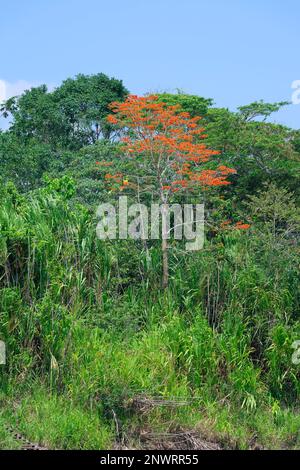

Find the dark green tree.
[{"left": 1, "top": 73, "right": 128, "bottom": 149}]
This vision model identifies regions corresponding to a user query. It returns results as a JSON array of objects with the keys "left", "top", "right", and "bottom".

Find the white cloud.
[
  {"left": 0, "top": 79, "right": 55, "bottom": 103},
  {"left": 0, "top": 79, "right": 55, "bottom": 129},
  {"left": 0, "top": 80, "right": 6, "bottom": 102}
]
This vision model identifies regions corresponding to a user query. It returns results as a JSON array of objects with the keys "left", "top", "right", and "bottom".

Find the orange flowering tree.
[{"left": 105, "top": 94, "right": 236, "bottom": 288}]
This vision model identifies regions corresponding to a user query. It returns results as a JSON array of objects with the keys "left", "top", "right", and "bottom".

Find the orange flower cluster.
[
  {"left": 189, "top": 166, "right": 236, "bottom": 187},
  {"left": 96, "top": 161, "right": 113, "bottom": 167},
  {"left": 106, "top": 95, "right": 236, "bottom": 193},
  {"left": 220, "top": 220, "right": 231, "bottom": 228},
  {"left": 235, "top": 222, "right": 251, "bottom": 230},
  {"left": 220, "top": 220, "right": 251, "bottom": 231},
  {"left": 104, "top": 173, "right": 123, "bottom": 183}
]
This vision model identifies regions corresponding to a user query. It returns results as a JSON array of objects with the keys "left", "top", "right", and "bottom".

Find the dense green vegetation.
[{"left": 0, "top": 74, "right": 300, "bottom": 449}]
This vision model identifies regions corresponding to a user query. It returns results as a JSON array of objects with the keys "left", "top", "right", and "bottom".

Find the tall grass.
[{"left": 0, "top": 187, "right": 300, "bottom": 448}]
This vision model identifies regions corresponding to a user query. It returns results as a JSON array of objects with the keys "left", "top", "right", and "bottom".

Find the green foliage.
[
  {"left": 247, "top": 183, "right": 300, "bottom": 235},
  {"left": 43, "top": 175, "right": 76, "bottom": 200},
  {"left": 0, "top": 132, "right": 53, "bottom": 190},
  {"left": 267, "top": 324, "right": 300, "bottom": 402},
  {"left": 204, "top": 107, "right": 300, "bottom": 201},
  {"left": 0, "top": 386, "right": 112, "bottom": 449},
  {"left": 46, "top": 140, "right": 121, "bottom": 207},
  {"left": 1, "top": 73, "right": 128, "bottom": 149},
  {"left": 157, "top": 91, "right": 213, "bottom": 117},
  {"left": 237, "top": 100, "right": 290, "bottom": 122},
  {"left": 0, "top": 79, "right": 300, "bottom": 449},
  {"left": 0, "top": 184, "right": 299, "bottom": 448},
  {"left": 53, "top": 73, "right": 128, "bottom": 143}
]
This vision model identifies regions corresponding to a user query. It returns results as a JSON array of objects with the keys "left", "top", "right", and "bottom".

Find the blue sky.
[{"left": 0, "top": 0, "right": 299, "bottom": 128}]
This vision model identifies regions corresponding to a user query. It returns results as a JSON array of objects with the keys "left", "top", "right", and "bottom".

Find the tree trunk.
[
  {"left": 162, "top": 237, "right": 169, "bottom": 289},
  {"left": 161, "top": 204, "right": 169, "bottom": 289}
]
